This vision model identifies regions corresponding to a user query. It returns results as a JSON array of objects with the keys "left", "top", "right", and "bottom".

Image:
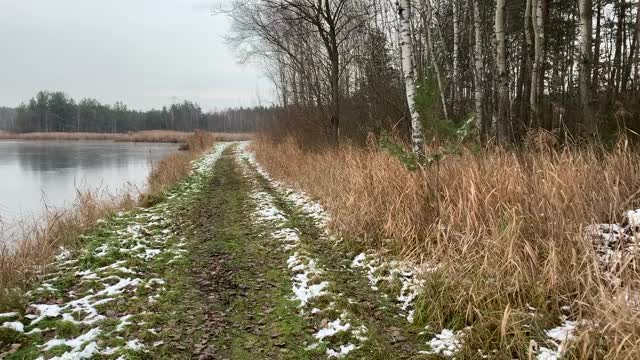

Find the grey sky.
[{"left": 0, "top": 0, "right": 271, "bottom": 112}]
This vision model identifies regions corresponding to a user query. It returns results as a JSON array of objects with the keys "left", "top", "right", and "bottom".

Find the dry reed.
[
  {"left": 0, "top": 130, "right": 252, "bottom": 143},
  {"left": 253, "top": 133, "right": 640, "bottom": 358}
]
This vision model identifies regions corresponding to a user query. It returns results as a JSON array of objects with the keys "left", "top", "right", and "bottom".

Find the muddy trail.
[
  {"left": 0, "top": 143, "right": 459, "bottom": 359},
  {"left": 163, "top": 145, "right": 431, "bottom": 359}
]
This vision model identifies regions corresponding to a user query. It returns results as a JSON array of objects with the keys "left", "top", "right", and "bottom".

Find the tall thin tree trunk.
[
  {"left": 398, "top": 0, "right": 425, "bottom": 153},
  {"left": 472, "top": 0, "right": 485, "bottom": 138},
  {"left": 623, "top": 1, "right": 640, "bottom": 91},
  {"left": 329, "top": 54, "right": 340, "bottom": 145},
  {"left": 530, "top": 0, "right": 545, "bottom": 128},
  {"left": 452, "top": 0, "right": 460, "bottom": 117},
  {"left": 424, "top": 0, "right": 450, "bottom": 122},
  {"left": 610, "top": 0, "right": 625, "bottom": 95},
  {"left": 495, "top": 0, "right": 510, "bottom": 142},
  {"left": 522, "top": 0, "right": 534, "bottom": 126},
  {"left": 593, "top": 0, "right": 602, "bottom": 93},
  {"left": 580, "top": 0, "right": 595, "bottom": 133}
]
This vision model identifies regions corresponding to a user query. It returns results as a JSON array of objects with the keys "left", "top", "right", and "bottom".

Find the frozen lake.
[{"left": 0, "top": 140, "right": 178, "bottom": 245}]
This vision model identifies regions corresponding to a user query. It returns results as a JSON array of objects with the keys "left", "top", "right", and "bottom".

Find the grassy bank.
[
  {"left": 0, "top": 130, "right": 253, "bottom": 143},
  {"left": 0, "top": 131, "right": 216, "bottom": 309},
  {"left": 253, "top": 134, "right": 640, "bottom": 358}
]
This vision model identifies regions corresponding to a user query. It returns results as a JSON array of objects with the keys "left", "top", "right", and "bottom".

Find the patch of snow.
[
  {"left": 351, "top": 253, "right": 366, "bottom": 268},
  {"left": 2, "top": 321, "right": 24, "bottom": 332},
  {"left": 315, "top": 318, "right": 351, "bottom": 340},
  {"left": 0, "top": 312, "right": 18, "bottom": 318},
  {"left": 116, "top": 315, "right": 133, "bottom": 332},
  {"left": 55, "top": 247, "right": 72, "bottom": 262},
  {"left": 537, "top": 347, "right": 561, "bottom": 360},
  {"left": 30, "top": 304, "right": 63, "bottom": 324},
  {"left": 545, "top": 320, "right": 576, "bottom": 342},
  {"left": 350, "top": 253, "right": 434, "bottom": 323},
  {"left": 42, "top": 327, "right": 101, "bottom": 352},
  {"left": 421, "top": 328, "right": 464, "bottom": 357},
  {"left": 288, "top": 254, "right": 329, "bottom": 308},
  {"left": 126, "top": 339, "right": 144, "bottom": 351},
  {"left": 97, "top": 277, "right": 142, "bottom": 296},
  {"left": 535, "top": 320, "right": 578, "bottom": 359},
  {"left": 326, "top": 343, "right": 357, "bottom": 358}
]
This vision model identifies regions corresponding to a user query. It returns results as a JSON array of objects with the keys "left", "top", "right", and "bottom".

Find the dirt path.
[
  {"left": 0, "top": 143, "right": 437, "bottom": 359},
  {"left": 163, "top": 144, "right": 432, "bottom": 359}
]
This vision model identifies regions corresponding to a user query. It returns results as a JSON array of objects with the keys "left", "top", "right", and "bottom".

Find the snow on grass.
[
  {"left": 2, "top": 321, "right": 24, "bottom": 332},
  {"left": 420, "top": 328, "right": 465, "bottom": 357},
  {"left": 535, "top": 319, "right": 578, "bottom": 360},
  {"left": 326, "top": 343, "right": 357, "bottom": 358},
  {"left": 236, "top": 144, "right": 368, "bottom": 358},
  {"left": 287, "top": 253, "right": 329, "bottom": 308},
  {"left": 1, "top": 143, "right": 229, "bottom": 359},
  {"left": 586, "top": 209, "right": 640, "bottom": 289},
  {"left": 42, "top": 328, "right": 101, "bottom": 351},
  {"left": 351, "top": 252, "right": 436, "bottom": 323}
]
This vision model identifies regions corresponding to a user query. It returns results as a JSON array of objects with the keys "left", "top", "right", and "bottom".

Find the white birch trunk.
[
  {"left": 472, "top": 0, "right": 485, "bottom": 136},
  {"left": 398, "top": 0, "right": 425, "bottom": 153},
  {"left": 530, "top": 0, "right": 545, "bottom": 127},
  {"left": 495, "top": 0, "right": 510, "bottom": 142},
  {"left": 452, "top": 0, "right": 460, "bottom": 114}
]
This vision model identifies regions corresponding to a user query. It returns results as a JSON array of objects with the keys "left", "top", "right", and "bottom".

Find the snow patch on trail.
[
  {"left": 237, "top": 144, "right": 367, "bottom": 358},
  {"left": 287, "top": 253, "right": 329, "bottom": 307},
  {"left": 351, "top": 252, "right": 436, "bottom": 323},
  {"left": 0, "top": 143, "right": 229, "bottom": 359}
]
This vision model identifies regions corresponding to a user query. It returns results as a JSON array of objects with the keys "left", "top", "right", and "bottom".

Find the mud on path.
[{"left": 167, "top": 146, "right": 313, "bottom": 359}]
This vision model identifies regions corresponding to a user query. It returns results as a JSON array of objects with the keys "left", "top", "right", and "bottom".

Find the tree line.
[
  {"left": 228, "top": 0, "right": 640, "bottom": 148},
  {"left": 2, "top": 91, "right": 271, "bottom": 133}
]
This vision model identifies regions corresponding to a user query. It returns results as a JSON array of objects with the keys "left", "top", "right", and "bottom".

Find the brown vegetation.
[
  {"left": 0, "top": 130, "right": 252, "bottom": 143},
  {"left": 143, "top": 131, "right": 216, "bottom": 203},
  {"left": 0, "top": 131, "right": 216, "bottom": 308},
  {"left": 253, "top": 133, "right": 640, "bottom": 357}
]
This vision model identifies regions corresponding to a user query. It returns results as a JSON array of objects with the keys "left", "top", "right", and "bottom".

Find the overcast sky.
[{"left": 0, "top": 0, "right": 271, "bottom": 112}]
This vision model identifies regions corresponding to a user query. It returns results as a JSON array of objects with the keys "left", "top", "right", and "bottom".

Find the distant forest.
[{"left": 0, "top": 91, "right": 272, "bottom": 133}]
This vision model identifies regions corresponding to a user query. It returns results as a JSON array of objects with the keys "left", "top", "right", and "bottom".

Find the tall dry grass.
[
  {"left": 0, "top": 130, "right": 252, "bottom": 143},
  {"left": 253, "top": 133, "right": 640, "bottom": 358},
  {"left": 0, "top": 191, "right": 135, "bottom": 308},
  {"left": 0, "top": 131, "right": 216, "bottom": 308},
  {"left": 143, "top": 130, "right": 216, "bottom": 203}
]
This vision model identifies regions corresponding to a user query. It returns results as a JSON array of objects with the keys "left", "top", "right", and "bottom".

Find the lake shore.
[
  {"left": 0, "top": 132, "right": 218, "bottom": 311},
  {"left": 0, "top": 130, "right": 253, "bottom": 143}
]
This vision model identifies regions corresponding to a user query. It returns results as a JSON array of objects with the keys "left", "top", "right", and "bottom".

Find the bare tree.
[{"left": 228, "top": 0, "right": 369, "bottom": 145}]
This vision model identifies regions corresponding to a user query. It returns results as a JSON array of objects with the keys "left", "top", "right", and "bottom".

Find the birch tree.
[
  {"left": 451, "top": 0, "right": 460, "bottom": 115},
  {"left": 398, "top": 0, "right": 425, "bottom": 153},
  {"left": 472, "top": 0, "right": 485, "bottom": 137},
  {"left": 225, "top": 0, "right": 640, "bottom": 145},
  {"left": 530, "top": 0, "right": 545, "bottom": 128},
  {"left": 494, "top": 0, "right": 510, "bottom": 142}
]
